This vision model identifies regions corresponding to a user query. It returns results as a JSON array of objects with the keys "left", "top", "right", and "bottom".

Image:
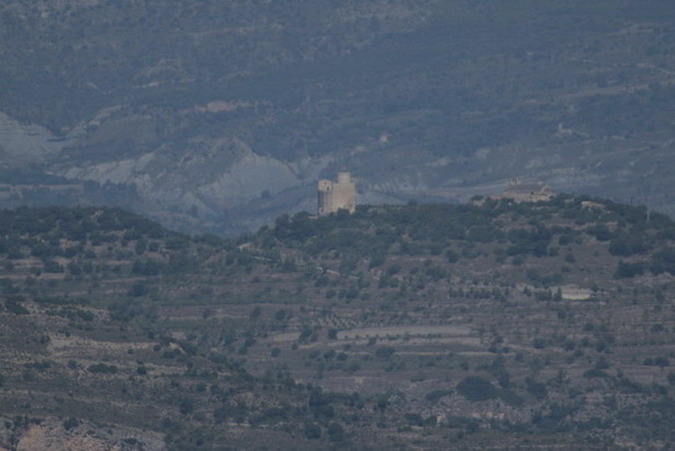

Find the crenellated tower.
[{"left": 317, "top": 172, "right": 356, "bottom": 216}]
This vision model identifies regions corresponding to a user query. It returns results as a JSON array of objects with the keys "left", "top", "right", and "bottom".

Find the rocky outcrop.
[
  {"left": 0, "top": 113, "right": 78, "bottom": 168},
  {"left": 53, "top": 137, "right": 308, "bottom": 218}
]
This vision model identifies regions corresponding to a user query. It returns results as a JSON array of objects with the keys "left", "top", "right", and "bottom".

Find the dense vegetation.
[{"left": 1, "top": 196, "right": 675, "bottom": 448}]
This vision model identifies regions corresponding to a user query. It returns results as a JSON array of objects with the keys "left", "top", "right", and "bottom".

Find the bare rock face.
[
  {"left": 54, "top": 135, "right": 305, "bottom": 218},
  {"left": 0, "top": 113, "right": 78, "bottom": 169}
]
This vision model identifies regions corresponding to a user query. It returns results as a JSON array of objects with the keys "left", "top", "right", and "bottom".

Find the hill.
[
  {"left": 1, "top": 196, "right": 675, "bottom": 448},
  {"left": 1, "top": 0, "right": 675, "bottom": 234}
]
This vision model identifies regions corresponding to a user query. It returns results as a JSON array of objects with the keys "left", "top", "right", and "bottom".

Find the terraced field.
[{"left": 1, "top": 199, "right": 675, "bottom": 448}]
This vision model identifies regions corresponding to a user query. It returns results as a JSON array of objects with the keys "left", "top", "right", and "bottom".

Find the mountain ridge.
[{"left": 1, "top": 0, "right": 675, "bottom": 236}]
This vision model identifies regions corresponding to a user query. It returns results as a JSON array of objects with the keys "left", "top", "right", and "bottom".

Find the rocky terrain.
[{"left": 1, "top": 0, "right": 675, "bottom": 234}]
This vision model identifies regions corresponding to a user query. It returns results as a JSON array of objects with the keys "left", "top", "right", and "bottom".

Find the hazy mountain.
[{"left": 1, "top": 0, "right": 675, "bottom": 234}]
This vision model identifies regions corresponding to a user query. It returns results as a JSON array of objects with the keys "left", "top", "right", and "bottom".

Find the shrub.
[
  {"left": 63, "top": 418, "right": 79, "bottom": 430},
  {"left": 88, "top": 363, "right": 118, "bottom": 374},
  {"left": 327, "top": 422, "right": 345, "bottom": 442},
  {"left": 586, "top": 224, "right": 613, "bottom": 241},
  {"left": 609, "top": 232, "right": 650, "bottom": 256},
  {"left": 375, "top": 346, "right": 396, "bottom": 359},
  {"left": 583, "top": 369, "right": 609, "bottom": 378},
  {"left": 614, "top": 261, "right": 645, "bottom": 278},
  {"left": 304, "top": 422, "right": 322, "bottom": 440},
  {"left": 456, "top": 376, "right": 497, "bottom": 401},
  {"left": 525, "top": 377, "right": 548, "bottom": 399},
  {"left": 425, "top": 389, "right": 452, "bottom": 402},
  {"left": 532, "top": 337, "right": 547, "bottom": 349},
  {"left": 654, "top": 356, "right": 670, "bottom": 367},
  {"left": 651, "top": 247, "right": 675, "bottom": 275},
  {"left": 446, "top": 249, "right": 459, "bottom": 263},
  {"left": 668, "top": 372, "right": 675, "bottom": 386},
  {"left": 127, "top": 283, "right": 148, "bottom": 297},
  {"left": 179, "top": 399, "right": 194, "bottom": 415},
  {"left": 5, "top": 297, "right": 29, "bottom": 315}
]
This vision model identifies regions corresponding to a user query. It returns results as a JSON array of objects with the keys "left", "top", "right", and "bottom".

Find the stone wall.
[{"left": 317, "top": 172, "right": 356, "bottom": 215}]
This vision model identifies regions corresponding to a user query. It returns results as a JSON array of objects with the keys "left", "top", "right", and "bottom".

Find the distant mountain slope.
[
  {"left": 1, "top": 0, "right": 675, "bottom": 234},
  {"left": 1, "top": 197, "right": 675, "bottom": 448}
]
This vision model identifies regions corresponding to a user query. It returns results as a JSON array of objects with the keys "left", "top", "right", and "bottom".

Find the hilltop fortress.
[
  {"left": 495, "top": 178, "right": 555, "bottom": 203},
  {"left": 317, "top": 172, "right": 356, "bottom": 216},
  {"left": 315, "top": 174, "right": 553, "bottom": 218}
]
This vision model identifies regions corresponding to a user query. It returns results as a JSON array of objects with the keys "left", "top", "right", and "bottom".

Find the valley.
[{"left": 1, "top": 0, "right": 675, "bottom": 235}]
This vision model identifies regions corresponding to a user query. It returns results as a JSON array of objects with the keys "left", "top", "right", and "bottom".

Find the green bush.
[
  {"left": 5, "top": 297, "right": 29, "bottom": 315},
  {"left": 375, "top": 346, "right": 396, "bottom": 359},
  {"left": 88, "top": 363, "right": 118, "bottom": 374},
  {"left": 651, "top": 247, "right": 675, "bottom": 275},
  {"left": 456, "top": 376, "right": 497, "bottom": 401},
  {"left": 609, "top": 232, "right": 650, "bottom": 256},
  {"left": 525, "top": 377, "right": 548, "bottom": 399},
  {"left": 303, "top": 422, "right": 322, "bottom": 440},
  {"left": 425, "top": 389, "right": 452, "bottom": 402},
  {"left": 327, "top": 422, "right": 345, "bottom": 442},
  {"left": 63, "top": 418, "right": 79, "bottom": 430},
  {"left": 614, "top": 261, "right": 646, "bottom": 278}
]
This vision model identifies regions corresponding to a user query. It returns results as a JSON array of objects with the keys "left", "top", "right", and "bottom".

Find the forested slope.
[{"left": 1, "top": 196, "right": 675, "bottom": 448}]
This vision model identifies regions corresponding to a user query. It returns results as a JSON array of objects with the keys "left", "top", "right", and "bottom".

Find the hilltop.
[{"left": 1, "top": 196, "right": 675, "bottom": 448}]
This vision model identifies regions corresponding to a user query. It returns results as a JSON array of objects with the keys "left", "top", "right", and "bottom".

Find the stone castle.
[
  {"left": 315, "top": 174, "right": 551, "bottom": 216},
  {"left": 496, "top": 178, "right": 555, "bottom": 203},
  {"left": 317, "top": 172, "right": 356, "bottom": 216}
]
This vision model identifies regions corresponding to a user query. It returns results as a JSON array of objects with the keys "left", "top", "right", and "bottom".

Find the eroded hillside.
[{"left": 1, "top": 1, "right": 675, "bottom": 234}]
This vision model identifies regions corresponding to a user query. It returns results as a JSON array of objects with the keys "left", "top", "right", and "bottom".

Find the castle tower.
[{"left": 317, "top": 172, "right": 356, "bottom": 216}]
